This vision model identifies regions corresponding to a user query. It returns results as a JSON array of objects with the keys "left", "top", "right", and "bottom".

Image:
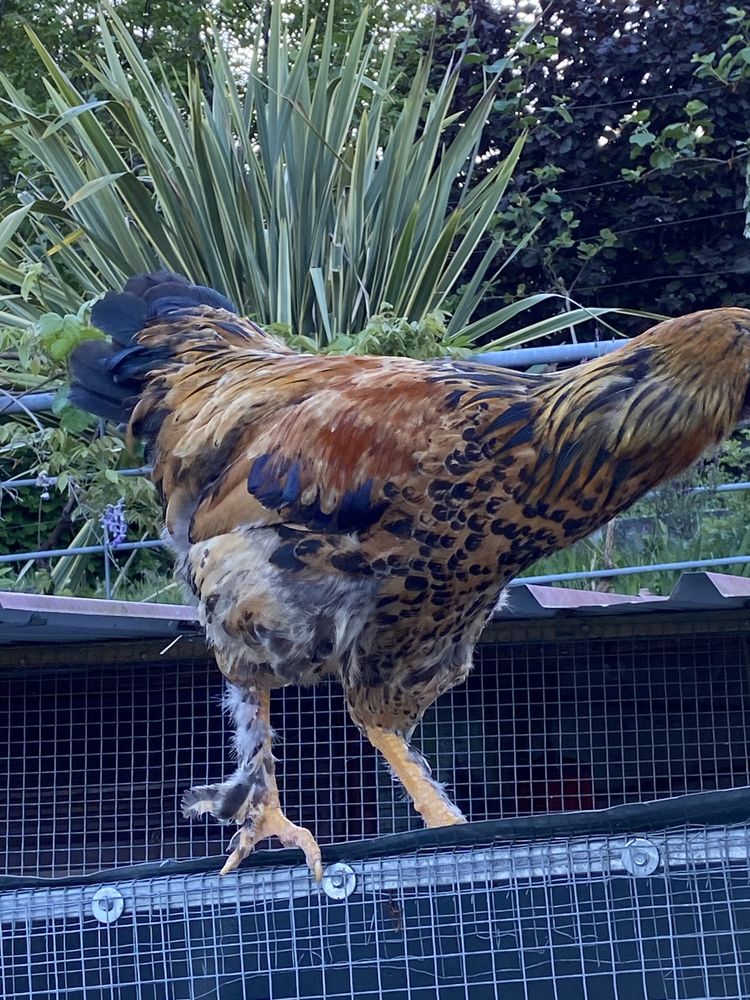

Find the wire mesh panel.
[
  {"left": 2, "top": 825, "right": 750, "bottom": 1000},
  {"left": 0, "top": 645, "right": 381, "bottom": 877},
  {"left": 427, "top": 618, "right": 750, "bottom": 825},
  {"left": 1, "top": 614, "right": 750, "bottom": 877}
]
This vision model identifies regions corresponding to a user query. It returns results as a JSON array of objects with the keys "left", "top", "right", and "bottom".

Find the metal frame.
[
  {"left": 3, "top": 605, "right": 750, "bottom": 998},
  {"left": 2, "top": 825, "right": 748, "bottom": 927}
]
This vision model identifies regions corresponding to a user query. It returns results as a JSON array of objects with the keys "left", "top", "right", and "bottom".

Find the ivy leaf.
[
  {"left": 685, "top": 99, "right": 708, "bottom": 117},
  {"left": 630, "top": 130, "right": 657, "bottom": 148},
  {"left": 649, "top": 149, "right": 675, "bottom": 170},
  {"left": 59, "top": 405, "right": 96, "bottom": 434}
]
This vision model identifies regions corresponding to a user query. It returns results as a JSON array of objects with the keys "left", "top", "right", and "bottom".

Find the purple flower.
[
  {"left": 36, "top": 471, "right": 51, "bottom": 502},
  {"left": 101, "top": 499, "right": 128, "bottom": 547}
]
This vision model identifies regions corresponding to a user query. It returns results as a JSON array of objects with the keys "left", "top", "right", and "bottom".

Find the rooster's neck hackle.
[{"left": 529, "top": 308, "right": 750, "bottom": 503}]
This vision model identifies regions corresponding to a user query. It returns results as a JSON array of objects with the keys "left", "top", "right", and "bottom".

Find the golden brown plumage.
[{"left": 70, "top": 274, "right": 750, "bottom": 876}]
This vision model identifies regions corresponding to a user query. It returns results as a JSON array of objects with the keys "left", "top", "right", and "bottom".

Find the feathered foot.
[
  {"left": 365, "top": 725, "right": 467, "bottom": 828},
  {"left": 182, "top": 682, "right": 322, "bottom": 880}
]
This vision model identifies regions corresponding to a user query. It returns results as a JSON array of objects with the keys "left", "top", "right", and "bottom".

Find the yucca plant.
[{"left": 0, "top": 1, "right": 632, "bottom": 349}]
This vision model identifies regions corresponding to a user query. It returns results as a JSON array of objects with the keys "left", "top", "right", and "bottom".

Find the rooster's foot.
[
  {"left": 365, "top": 725, "right": 467, "bottom": 828},
  {"left": 221, "top": 806, "right": 323, "bottom": 881}
]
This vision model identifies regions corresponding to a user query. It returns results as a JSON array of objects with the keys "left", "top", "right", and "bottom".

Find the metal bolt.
[
  {"left": 91, "top": 886, "right": 124, "bottom": 924},
  {"left": 321, "top": 863, "right": 356, "bottom": 900},
  {"left": 621, "top": 838, "right": 660, "bottom": 877}
]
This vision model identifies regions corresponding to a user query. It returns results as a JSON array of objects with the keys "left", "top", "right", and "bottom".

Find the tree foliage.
[
  {"left": 0, "top": 3, "right": 624, "bottom": 346},
  {"left": 0, "top": 0, "right": 424, "bottom": 221},
  {"left": 435, "top": 0, "right": 750, "bottom": 323},
  {"left": 0, "top": 2, "right": 246, "bottom": 205}
]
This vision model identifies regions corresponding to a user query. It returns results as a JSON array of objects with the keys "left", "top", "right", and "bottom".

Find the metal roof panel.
[{"left": 0, "top": 571, "right": 748, "bottom": 646}]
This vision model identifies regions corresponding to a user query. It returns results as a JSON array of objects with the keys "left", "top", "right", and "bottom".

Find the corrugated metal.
[
  {"left": 1, "top": 571, "right": 748, "bottom": 645},
  {"left": 500, "top": 583, "right": 662, "bottom": 618},
  {"left": 0, "top": 591, "right": 199, "bottom": 646},
  {"left": 500, "top": 572, "right": 750, "bottom": 619}
]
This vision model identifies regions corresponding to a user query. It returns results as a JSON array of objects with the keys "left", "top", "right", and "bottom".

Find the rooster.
[{"left": 69, "top": 273, "right": 750, "bottom": 878}]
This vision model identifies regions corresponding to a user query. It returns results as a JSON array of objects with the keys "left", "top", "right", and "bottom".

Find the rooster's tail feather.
[{"left": 68, "top": 272, "right": 249, "bottom": 424}]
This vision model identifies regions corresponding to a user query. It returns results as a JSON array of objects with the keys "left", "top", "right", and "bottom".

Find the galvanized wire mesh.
[
  {"left": 1, "top": 617, "right": 749, "bottom": 879},
  {"left": 2, "top": 826, "right": 750, "bottom": 999}
]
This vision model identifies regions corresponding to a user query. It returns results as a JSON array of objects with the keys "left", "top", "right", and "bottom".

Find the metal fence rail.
[
  {"left": 0, "top": 337, "right": 629, "bottom": 417},
  {"left": 2, "top": 541, "right": 750, "bottom": 589}
]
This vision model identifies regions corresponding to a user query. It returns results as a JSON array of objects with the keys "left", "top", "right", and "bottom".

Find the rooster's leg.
[
  {"left": 365, "top": 726, "right": 467, "bottom": 828},
  {"left": 181, "top": 682, "right": 322, "bottom": 880}
]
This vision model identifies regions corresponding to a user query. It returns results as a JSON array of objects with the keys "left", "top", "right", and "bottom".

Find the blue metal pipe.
[
  {"left": 0, "top": 391, "right": 57, "bottom": 415},
  {"left": 5, "top": 471, "right": 750, "bottom": 499},
  {"left": 690, "top": 481, "right": 750, "bottom": 495},
  {"left": 0, "top": 467, "right": 151, "bottom": 490},
  {"left": 513, "top": 554, "right": 750, "bottom": 586},
  {"left": 473, "top": 339, "right": 623, "bottom": 368},
  {"left": 0, "top": 339, "right": 625, "bottom": 424},
  {"left": 0, "top": 539, "right": 165, "bottom": 563}
]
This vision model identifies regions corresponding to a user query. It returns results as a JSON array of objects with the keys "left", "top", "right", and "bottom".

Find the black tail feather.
[
  {"left": 69, "top": 272, "right": 238, "bottom": 425},
  {"left": 89, "top": 292, "right": 149, "bottom": 347},
  {"left": 67, "top": 339, "right": 134, "bottom": 421}
]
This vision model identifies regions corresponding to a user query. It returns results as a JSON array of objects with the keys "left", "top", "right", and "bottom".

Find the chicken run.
[{"left": 68, "top": 271, "right": 750, "bottom": 880}]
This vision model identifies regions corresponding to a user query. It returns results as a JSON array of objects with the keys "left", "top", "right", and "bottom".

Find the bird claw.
[
  {"left": 219, "top": 806, "right": 323, "bottom": 882},
  {"left": 220, "top": 826, "right": 255, "bottom": 875}
]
